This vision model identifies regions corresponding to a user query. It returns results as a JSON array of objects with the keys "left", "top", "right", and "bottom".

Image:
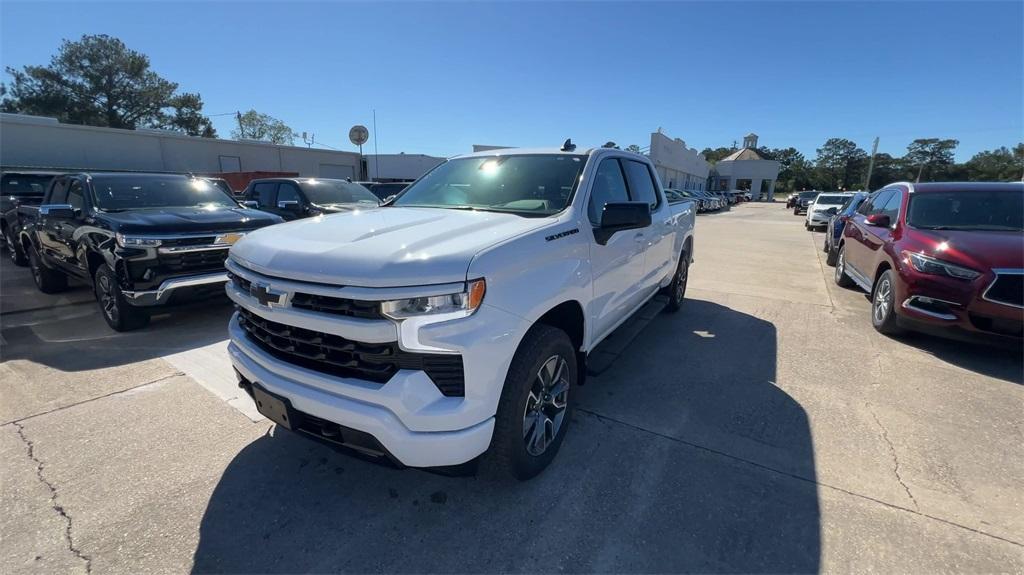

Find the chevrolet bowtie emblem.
[
  {"left": 250, "top": 282, "right": 284, "bottom": 307},
  {"left": 216, "top": 232, "right": 245, "bottom": 245}
]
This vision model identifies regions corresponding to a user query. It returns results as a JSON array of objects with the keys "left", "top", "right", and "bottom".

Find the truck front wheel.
[
  {"left": 94, "top": 264, "right": 150, "bottom": 331},
  {"left": 27, "top": 245, "right": 67, "bottom": 293},
  {"left": 490, "top": 324, "right": 576, "bottom": 480},
  {"left": 5, "top": 227, "right": 28, "bottom": 266}
]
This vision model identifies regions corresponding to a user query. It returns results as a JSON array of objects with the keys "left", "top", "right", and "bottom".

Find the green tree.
[
  {"left": 904, "top": 138, "right": 959, "bottom": 181},
  {"left": 814, "top": 138, "right": 868, "bottom": 190},
  {"left": 231, "top": 110, "right": 295, "bottom": 145},
  {"left": 1, "top": 34, "right": 216, "bottom": 136},
  {"left": 700, "top": 146, "right": 737, "bottom": 164},
  {"left": 865, "top": 152, "right": 906, "bottom": 190},
  {"left": 625, "top": 144, "right": 643, "bottom": 154},
  {"left": 964, "top": 144, "right": 1024, "bottom": 181}
]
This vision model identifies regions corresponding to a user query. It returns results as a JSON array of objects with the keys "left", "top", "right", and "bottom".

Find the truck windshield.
[
  {"left": 393, "top": 154, "right": 587, "bottom": 215},
  {"left": 814, "top": 195, "right": 847, "bottom": 205},
  {"left": 907, "top": 189, "right": 1023, "bottom": 231},
  {"left": 301, "top": 180, "right": 380, "bottom": 206},
  {"left": 91, "top": 176, "right": 239, "bottom": 210},
  {"left": 2, "top": 174, "right": 53, "bottom": 196}
]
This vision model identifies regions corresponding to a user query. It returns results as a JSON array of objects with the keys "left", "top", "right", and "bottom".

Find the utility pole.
[
  {"left": 373, "top": 109, "right": 380, "bottom": 183},
  {"left": 916, "top": 161, "right": 925, "bottom": 183},
  {"left": 863, "top": 137, "right": 879, "bottom": 191}
]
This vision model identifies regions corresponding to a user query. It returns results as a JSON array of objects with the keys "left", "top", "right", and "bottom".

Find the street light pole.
[{"left": 864, "top": 137, "right": 879, "bottom": 191}]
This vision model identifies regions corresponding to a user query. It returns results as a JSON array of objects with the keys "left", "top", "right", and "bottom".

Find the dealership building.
[
  {"left": 707, "top": 133, "right": 780, "bottom": 200},
  {"left": 0, "top": 113, "right": 444, "bottom": 188}
]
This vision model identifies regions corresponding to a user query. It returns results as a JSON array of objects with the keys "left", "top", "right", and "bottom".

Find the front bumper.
[
  {"left": 122, "top": 271, "right": 229, "bottom": 306},
  {"left": 224, "top": 263, "right": 533, "bottom": 466},
  {"left": 807, "top": 212, "right": 831, "bottom": 226},
  {"left": 894, "top": 266, "right": 1023, "bottom": 340}
]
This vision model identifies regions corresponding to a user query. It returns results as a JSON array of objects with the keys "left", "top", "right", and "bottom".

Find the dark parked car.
[
  {"left": 18, "top": 173, "right": 282, "bottom": 330},
  {"left": 793, "top": 190, "right": 821, "bottom": 214},
  {"left": 241, "top": 177, "right": 379, "bottom": 220},
  {"left": 2, "top": 171, "right": 58, "bottom": 265},
  {"left": 356, "top": 181, "right": 412, "bottom": 200},
  {"left": 823, "top": 191, "right": 868, "bottom": 265},
  {"left": 834, "top": 182, "right": 1023, "bottom": 341}
]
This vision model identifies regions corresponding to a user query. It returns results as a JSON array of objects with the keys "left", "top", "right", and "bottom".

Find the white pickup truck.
[{"left": 225, "top": 143, "right": 696, "bottom": 479}]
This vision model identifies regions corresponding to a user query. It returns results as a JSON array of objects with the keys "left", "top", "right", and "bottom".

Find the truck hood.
[
  {"left": 230, "top": 207, "right": 555, "bottom": 287},
  {"left": 910, "top": 228, "right": 1024, "bottom": 271},
  {"left": 101, "top": 206, "right": 281, "bottom": 234}
]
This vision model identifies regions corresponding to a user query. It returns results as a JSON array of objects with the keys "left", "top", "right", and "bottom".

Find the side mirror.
[
  {"left": 241, "top": 200, "right": 259, "bottom": 209},
  {"left": 39, "top": 204, "right": 75, "bottom": 219},
  {"left": 595, "top": 202, "right": 651, "bottom": 245},
  {"left": 827, "top": 207, "right": 838, "bottom": 215},
  {"left": 865, "top": 213, "right": 891, "bottom": 227},
  {"left": 277, "top": 200, "right": 301, "bottom": 212}
]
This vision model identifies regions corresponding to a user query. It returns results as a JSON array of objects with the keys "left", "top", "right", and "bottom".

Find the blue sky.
[{"left": 2, "top": 1, "right": 1021, "bottom": 161}]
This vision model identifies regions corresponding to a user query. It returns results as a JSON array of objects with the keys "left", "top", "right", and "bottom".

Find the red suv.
[{"left": 835, "top": 182, "right": 1023, "bottom": 341}]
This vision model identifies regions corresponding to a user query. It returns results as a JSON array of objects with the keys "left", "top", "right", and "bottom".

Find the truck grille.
[
  {"left": 237, "top": 308, "right": 465, "bottom": 396},
  {"left": 159, "top": 249, "right": 230, "bottom": 272},
  {"left": 984, "top": 273, "right": 1023, "bottom": 308},
  {"left": 229, "top": 273, "right": 384, "bottom": 320}
]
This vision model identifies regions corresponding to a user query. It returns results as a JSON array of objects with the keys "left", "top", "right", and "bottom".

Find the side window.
[
  {"left": 858, "top": 190, "right": 885, "bottom": 215},
  {"left": 868, "top": 190, "right": 895, "bottom": 215},
  {"left": 66, "top": 180, "right": 85, "bottom": 211},
  {"left": 622, "top": 160, "right": 659, "bottom": 209},
  {"left": 48, "top": 179, "right": 69, "bottom": 204},
  {"left": 252, "top": 183, "right": 277, "bottom": 208},
  {"left": 277, "top": 183, "right": 301, "bottom": 204},
  {"left": 587, "top": 159, "right": 630, "bottom": 225},
  {"left": 880, "top": 189, "right": 902, "bottom": 223}
]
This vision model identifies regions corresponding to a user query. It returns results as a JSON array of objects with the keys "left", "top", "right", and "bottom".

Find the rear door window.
[
  {"left": 622, "top": 160, "right": 659, "bottom": 210},
  {"left": 276, "top": 183, "right": 302, "bottom": 205},
  {"left": 66, "top": 180, "right": 85, "bottom": 211}
]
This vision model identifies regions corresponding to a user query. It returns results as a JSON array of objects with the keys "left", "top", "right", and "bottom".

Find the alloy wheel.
[
  {"left": 98, "top": 274, "right": 119, "bottom": 323},
  {"left": 835, "top": 250, "right": 844, "bottom": 281},
  {"left": 675, "top": 257, "right": 688, "bottom": 301},
  {"left": 29, "top": 252, "right": 42, "bottom": 285},
  {"left": 873, "top": 278, "right": 891, "bottom": 324},
  {"left": 522, "top": 355, "right": 570, "bottom": 456}
]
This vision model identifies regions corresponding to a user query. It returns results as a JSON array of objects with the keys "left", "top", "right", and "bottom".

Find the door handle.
[{"left": 634, "top": 232, "right": 645, "bottom": 242}]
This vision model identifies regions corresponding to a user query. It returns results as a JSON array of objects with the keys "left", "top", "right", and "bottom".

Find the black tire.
[
  {"left": 489, "top": 324, "right": 576, "bottom": 480},
  {"left": 804, "top": 222, "right": 811, "bottom": 230},
  {"left": 793, "top": 208, "right": 800, "bottom": 215},
  {"left": 870, "top": 270, "right": 903, "bottom": 336},
  {"left": 834, "top": 244, "right": 855, "bottom": 288},
  {"left": 825, "top": 242, "right": 839, "bottom": 266},
  {"left": 94, "top": 264, "right": 150, "bottom": 331},
  {"left": 822, "top": 235, "right": 830, "bottom": 253},
  {"left": 27, "top": 245, "right": 67, "bottom": 293},
  {"left": 664, "top": 248, "right": 689, "bottom": 312},
  {"left": 4, "top": 227, "right": 28, "bottom": 266}
]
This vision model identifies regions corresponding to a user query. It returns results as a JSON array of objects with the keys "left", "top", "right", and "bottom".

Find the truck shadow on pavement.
[
  {"left": 0, "top": 299, "right": 234, "bottom": 371},
  {"left": 192, "top": 299, "right": 821, "bottom": 573}
]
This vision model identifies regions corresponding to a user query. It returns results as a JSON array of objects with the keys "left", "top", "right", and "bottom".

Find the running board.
[{"left": 586, "top": 295, "right": 668, "bottom": 376}]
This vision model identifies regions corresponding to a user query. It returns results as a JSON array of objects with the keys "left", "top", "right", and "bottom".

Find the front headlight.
[
  {"left": 381, "top": 279, "right": 486, "bottom": 320},
  {"left": 903, "top": 251, "right": 980, "bottom": 280},
  {"left": 115, "top": 233, "right": 162, "bottom": 248}
]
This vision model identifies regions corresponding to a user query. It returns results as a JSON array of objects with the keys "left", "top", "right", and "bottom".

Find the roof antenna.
[{"left": 561, "top": 138, "right": 576, "bottom": 152}]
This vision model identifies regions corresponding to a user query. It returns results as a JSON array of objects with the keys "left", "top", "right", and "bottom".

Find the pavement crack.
[
  {"left": 869, "top": 408, "right": 919, "bottom": 511},
  {"left": 575, "top": 407, "right": 1022, "bottom": 548},
  {"left": 12, "top": 421, "right": 92, "bottom": 574}
]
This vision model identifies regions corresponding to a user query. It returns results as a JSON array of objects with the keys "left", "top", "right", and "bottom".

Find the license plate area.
[{"left": 252, "top": 384, "right": 294, "bottom": 429}]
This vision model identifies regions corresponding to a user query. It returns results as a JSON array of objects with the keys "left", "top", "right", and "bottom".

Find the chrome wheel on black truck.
[
  {"left": 4, "top": 228, "right": 28, "bottom": 266},
  {"left": 27, "top": 245, "right": 67, "bottom": 293},
  {"left": 490, "top": 324, "right": 576, "bottom": 480}
]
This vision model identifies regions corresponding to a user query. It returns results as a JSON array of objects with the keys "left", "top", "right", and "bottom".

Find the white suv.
[{"left": 805, "top": 192, "right": 853, "bottom": 230}]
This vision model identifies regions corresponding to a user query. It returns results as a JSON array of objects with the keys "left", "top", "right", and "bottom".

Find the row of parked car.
[
  {"left": 0, "top": 171, "right": 409, "bottom": 330},
  {"left": 665, "top": 188, "right": 750, "bottom": 212},
  {"left": 786, "top": 183, "right": 1023, "bottom": 343}
]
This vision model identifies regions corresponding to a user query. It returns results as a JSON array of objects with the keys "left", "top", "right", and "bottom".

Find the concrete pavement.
[{"left": 1, "top": 202, "right": 1021, "bottom": 573}]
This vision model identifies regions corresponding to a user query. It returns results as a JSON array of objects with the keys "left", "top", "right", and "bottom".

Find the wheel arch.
[
  {"left": 534, "top": 300, "right": 585, "bottom": 353},
  {"left": 873, "top": 260, "right": 893, "bottom": 288}
]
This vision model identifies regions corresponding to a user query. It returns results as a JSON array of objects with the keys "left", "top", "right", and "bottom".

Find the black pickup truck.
[
  {"left": 2, "top": 171, "right": 58, "bottom": 265},
  {"left": 240, "top": 177, "right": 380, "bottom": 221},
  {"left": 18, "top": 172, "right": 283, "bottom": 330}
]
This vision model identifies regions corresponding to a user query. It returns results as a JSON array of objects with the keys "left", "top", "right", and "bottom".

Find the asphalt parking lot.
[{"left": 1, "top": 202, "right": 1021, "bottom": 574}]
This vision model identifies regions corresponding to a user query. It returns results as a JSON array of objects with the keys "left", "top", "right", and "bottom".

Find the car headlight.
[
  {"left": 115, "top": 233, "right": 162, "bottom": 248},
  {"left": 903, "top": 251, "right": 980, "bottom": 280},
  {"left": 381, "top": 279, "right": 486, "bottom": 320}
]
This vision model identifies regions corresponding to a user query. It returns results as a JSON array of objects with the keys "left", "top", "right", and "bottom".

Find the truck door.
[
  {"left": 587, "top": 158, "right": 646, "bottom": 340},
  {"left": 37, "top": 177, "right": 68, "bottom": 263},
  {"left": 56, "top": 178, "right": 89, "bottom": 278},
  {"left": 621, "top": 159, "right": 674, "bottom": 296}
]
